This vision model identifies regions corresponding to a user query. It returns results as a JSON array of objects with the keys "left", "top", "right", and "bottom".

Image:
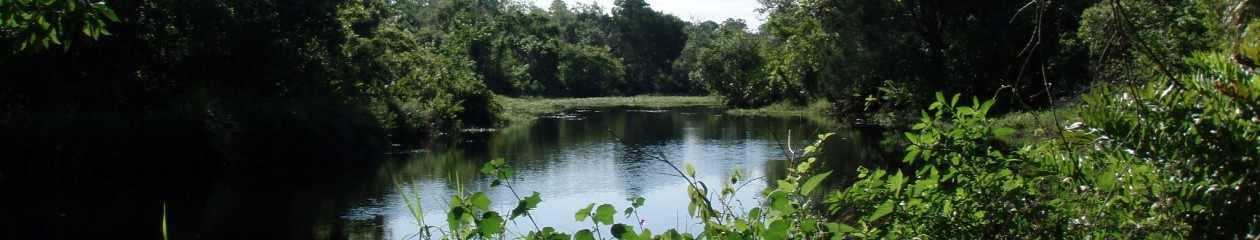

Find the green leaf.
[
  {"left": 935, "top": 92, "right": 945, "bottom": 105},
  {"left": 477, "top": 212, "right": 504, "bottom": 236},
  {"left": 498, "top": 166, "right": 514, "bottom": 180},
  {"left": 480, "top": 162, "right": 495, "bottom": 174},
  {"left": 575, "top": 203, "right": 595, "bottom": 222},
  {"left": 994, "top": 127, "right": 1016, "bottom": 137},
  {"left": 595, "top": 204, "right": 616, "bottom": 225},
  {"left": 980, "top": 99, "right": 996, "bottom": 113},
  {"left": 470, "top": 192, "right": 491, "bottom": 211},
  {"left": 575, "top": 230, "right": 596, "bottom": 240},
  {"left": 525, "top": 192, "right": 542, "bottom": 208},
  {"left": 776, "top": 179, "right": 795, "bottom": 193},
  {"left": 611, "top": 224, "right": 632, "bottom": 239},
  {"left": 888, "top": 171, "right": 906, "bottom": 197},
  {"left": 866, "top": 200, "right": 895, "bottom": 222},
  {"left": 905, "top": 132, "right": 920, "bottom": 145},
  {"left": 685, "top": 162, "right": 696, "bottom": 177},
  {"left": 447, "top": 206, "right": 466, "bottom": 230},
  {"left": 632, "top": 197, "right": 645, "bottom": 208},
  {"left": 765, "top": 220, "right": 788, "bottom": 240},
  {"left": 903, "top": 149, "right": 921, "bottom": 163},
  {"left": 801, "top": 170, "right": 833, "bottom": 196},
  {"left": 511, "top": 192, "right": 542, "bottom": 219},
  {"left": 801, "top": 218, "right": 818, "bottom": 232},
  {"left": 96, "top": 3, "right": 119, "bottom": 22},
  {"left": 162, "top": 203, "right": 168, "bottom": 240}
]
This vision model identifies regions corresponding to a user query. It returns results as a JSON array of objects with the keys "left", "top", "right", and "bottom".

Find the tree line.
[{"left": 0, "top": 0, "right": 1247, "bottom": 178}]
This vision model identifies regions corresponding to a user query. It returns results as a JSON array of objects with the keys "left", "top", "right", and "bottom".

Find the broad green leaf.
[
  {"left": 575, "top": 229, "right": 595, "bottom": 240},
  {"left": 470, "top": 192, "right": 491, "bottom": 211},
  {"left": 480, "top": 162, "right": 495, "bottom": 174},
  {"left": 888, "top": 171, "right": 905, "bottom": 197},
  {"left": 638, "top": 229, "right": 652, "bottom": 240},
  {"left": 447, "top": 206, "right": 466, "bottom": 230},
  {"left": 801, "top": 218, "right": 818, "bottom": 232},
  {"left": 980, "top": 99, "right": 996, "bottom": 113},
  {"left": 595, "top": 204, "right": 616, "bottom": 225},
  {"left": 511, "top": 192, "right": 542, "bottom": 219},
  {"left": 524, "top": 192, "right": 542, "bottom": 208},
  {"left": 905, "top": 132, "right": 920, "bottom": 145},
  {"left": 801, "top": 170, "right": 833, "bottom": 196},
  {"left": 776, "top": 179, "right": 795, "bottom": 192},
  {"left": 958, "top": 107, "right": 975, "bottom": 116},
  {"left": 610, "top": 223, "right": 632, "bottom": 239},
  {"left": 866, "top": 200, "right": 895, "bottom": 222},
  {"left": 764, "top": 220, "right": 788, "bottom": 240},
  {"left": 477, "top": 212, "right": 504, "bottom": 236},
  {"left": 575, "top": 203, "right": 595, "bottom": 222},
  {"left": 96, "top": 3, "right": 118, "bottom": 21},
  {"left": 903, "top": 149, "right": 921, "bottom": 163}
]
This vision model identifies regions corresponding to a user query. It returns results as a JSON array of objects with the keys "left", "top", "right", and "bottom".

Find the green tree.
[
  {"left": 558, "top": 43, "right": 626, "bottom": 97},
  {"left": 692, "top": 21, "right": 783, "bottom": 107},
  {"left": 611, "top": 0, "right": 688, "bottom": 94},
  {"left": 0, "top": 0, "right": 117, "bottom": 52}
]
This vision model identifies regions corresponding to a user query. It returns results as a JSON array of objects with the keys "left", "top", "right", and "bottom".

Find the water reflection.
[{"left": 347, "top": 106, "right": 900, "bottom": 238}]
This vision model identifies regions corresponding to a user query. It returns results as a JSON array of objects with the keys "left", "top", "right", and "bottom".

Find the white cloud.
[{"left": 529, "top": 0, "right": 765, "bottom": 28}]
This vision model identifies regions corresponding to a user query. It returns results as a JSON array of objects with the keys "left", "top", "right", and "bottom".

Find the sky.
[{"left": 529, "top": 0, "right": 766, "bottom": 29}]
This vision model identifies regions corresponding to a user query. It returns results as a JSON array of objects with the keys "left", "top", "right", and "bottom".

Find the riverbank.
[
  {"left": 989, "top": 105, "right": 1081, "bottom": 146},
  {"left": 496, "top": 95, "right": 721, "bottom": 126}
]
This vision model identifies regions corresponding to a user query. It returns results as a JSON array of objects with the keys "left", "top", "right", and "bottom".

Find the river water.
[
  {"left": 344, "top": 106, "right": 898, "bottom": 239},
  {"left": 3, "top": 106, "right": 899, "bottom": 239}
]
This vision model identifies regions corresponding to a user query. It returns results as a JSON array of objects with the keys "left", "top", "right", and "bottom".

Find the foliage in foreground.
[{"left": 826, "top": 34, "right": 1259, "bottom": 238}]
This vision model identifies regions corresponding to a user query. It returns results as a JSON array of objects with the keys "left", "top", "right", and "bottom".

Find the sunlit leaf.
[
  {"left": 801, "top": 170, "right": 832, "bottom": 196},
  {"left": 575, "top": 203, "right": 595, "bottom": 222},
  {"left": 685, "top": 162, "right": 696, "bottom": 177},
  {"left": 470, "top": 192, "right": 491, "bottom": 211},
  {"left": 595, "top": 204, "right": 616, "bottom": 225},
  {"left": 866, "top": 200, "right": 895, "bottom": 222}
]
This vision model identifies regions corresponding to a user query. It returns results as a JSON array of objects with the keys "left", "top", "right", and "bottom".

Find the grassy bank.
[
  {"left": 496, "top": 95, "right": 721, "bottom": 126},
  {"left": 990, "top": 105, "right": 1081, "bottom": 146}
]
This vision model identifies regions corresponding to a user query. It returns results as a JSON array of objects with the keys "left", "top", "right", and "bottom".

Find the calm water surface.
[
  {"left": 345, "top": 106, "right": 897, "bottom": 239},
  {"left": 4, "top": 106, "right": 898, "bottom": 239}
]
